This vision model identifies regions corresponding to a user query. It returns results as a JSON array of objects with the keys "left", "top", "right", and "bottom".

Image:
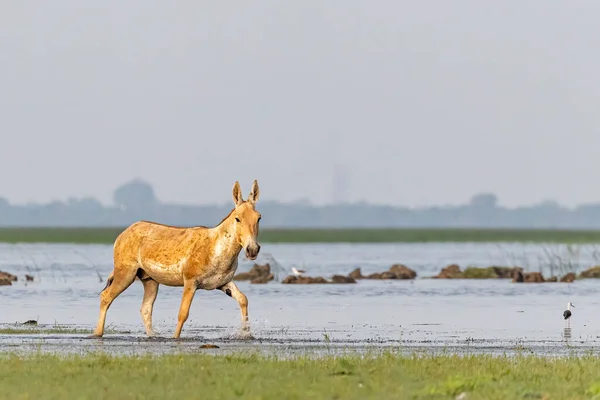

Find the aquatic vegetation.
[{"left": 0, "top": 322, "right": 126, "bottom": 335}]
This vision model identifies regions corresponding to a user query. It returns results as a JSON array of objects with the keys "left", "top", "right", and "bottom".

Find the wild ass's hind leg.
[
  {"left": 90, "top": 265, "right": 138, "bottom": 338},
  {"left": 173, "top": 280, "right": 197, "bottom": 339},
  {"left": 219, "top": 281, "right": 251, "bottom": 336},
  {"left": 140, "top": 277, "right": 159, "bottom": 337}
]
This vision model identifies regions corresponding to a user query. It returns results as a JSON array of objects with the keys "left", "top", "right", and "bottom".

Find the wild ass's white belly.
[{"left": 196, "top": 259, "right": 239, "bottom": 290}]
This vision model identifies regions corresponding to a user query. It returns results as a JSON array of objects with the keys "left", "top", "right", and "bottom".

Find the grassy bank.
[
  {"left": 2, "top": 352, "right": 600, "bottom": 399},
  {"left": 1, "top": 227, "right": 600, "bottom": 244},
  {"left": 0, "top": 324, "right": 128, "bottom": 335}
]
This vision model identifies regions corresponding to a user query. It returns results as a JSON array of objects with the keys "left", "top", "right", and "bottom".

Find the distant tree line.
[{"left": 0, "top": 179, "right": 598, "bottom": 229}]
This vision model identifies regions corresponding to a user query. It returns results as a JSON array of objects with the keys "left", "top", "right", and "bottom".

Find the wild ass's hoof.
[
  {"left": 87, "top": 333, "right": 103, "bottom": 339},
  {"left": 234, "top": 326, "right": 254, "bottom": 340}
]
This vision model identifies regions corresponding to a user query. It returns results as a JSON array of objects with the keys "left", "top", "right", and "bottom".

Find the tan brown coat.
[{"left": 91, "top": 180, "right": 262, "bottom": 339}]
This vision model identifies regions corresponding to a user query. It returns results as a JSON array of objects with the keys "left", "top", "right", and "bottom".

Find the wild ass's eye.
[{"left": 235, "top": 217, "right": 241, "bottom": 223}]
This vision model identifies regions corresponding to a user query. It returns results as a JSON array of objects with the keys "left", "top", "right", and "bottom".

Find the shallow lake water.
[{"left": 0, "top": 242, "right": 599, "bottom": 357}]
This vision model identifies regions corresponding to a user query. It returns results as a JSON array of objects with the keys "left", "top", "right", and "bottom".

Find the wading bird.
[
  {"left": 291, "top": 267, "right": 306, "bottom": 277},
  {"left": 563, "top": 302, "right": 574, "bottom": 324}
]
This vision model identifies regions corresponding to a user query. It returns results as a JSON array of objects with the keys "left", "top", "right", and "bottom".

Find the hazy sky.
[{"left": 2, "top": 1, "right": 600, "bottom": 208}]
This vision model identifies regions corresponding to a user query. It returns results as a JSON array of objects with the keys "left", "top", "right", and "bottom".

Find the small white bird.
[{"left": 291, "top": 267, "right": 306, "bottom": 277}]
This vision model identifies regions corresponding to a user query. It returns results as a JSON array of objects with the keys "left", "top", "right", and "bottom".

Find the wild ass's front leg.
[
  {"left": 174, "top": 280, "right": 197, "bottom": 339},
  {"left": 219, "top": 281, "right": 249, "bottom": 332}
]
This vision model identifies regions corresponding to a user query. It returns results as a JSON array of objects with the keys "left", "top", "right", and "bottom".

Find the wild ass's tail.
[{"left": 100, "top": 271, "right": 115, "bottom": 294}]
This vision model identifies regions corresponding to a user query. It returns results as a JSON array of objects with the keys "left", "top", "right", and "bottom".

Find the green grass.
[
  {"left": 0, "top": 327, "right": 90, "bottom": 335},
  {"left": 0, "top": 323, "right": 127, "bottom": 335},
  {"left": 2, "top": 227, "right": 600, "bottom": 244},
  {"left": 1, "top": 352, "right": 600, "bottom": 399}
]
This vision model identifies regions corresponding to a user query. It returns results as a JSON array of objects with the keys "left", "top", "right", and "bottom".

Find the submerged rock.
[
  {"left": 365, "top": 272, "right": 382, "bottom": 279},
  {"left": 280, "top": 274, "right": 356, "bottom": 284},
  {"left": 331, "top": 275, "right": 356, "bottom": 284},
  {"left": 234, "top": 263, "right": 274, "bottom": 283},
  {"left": 462, "top": 267, "right": 499, "bottom": 279},
  {"left": 367, "top": 271, "right": 397, "bottom": 280},
  {"left": 512, "top": 268, "right": 524, "bottom": 282},
  {"left": 0, "top": 271, "right": 17, "bottom": 282},
  {"left": 579, "top": 266, "right": 600, "bottom": 278},
  {"left": 389, "top": 264, "right": 417, "bottom": 279},
  {"left": 434, "top": 264, "right": 520, "bottom": 279},
  {"left": 560, "top": 272, "right": 576, "bottom": 283},
  {"left": 250, "top": 274, "right": 274, "bottom": 284},
  {"left": 512, "top": 268, "right": 545, "bottom": 283},
  {"left": 489, "top": 266, "right": 518, "bottom": 279},
  {"left": 0, "top": 270, "right": 17, "bottom": 286},
  {"left": 524, "top": 272, "right": 545, "bottom": 283},
  {"left": 433, "top": 264, "right": 463, "bottom": 279},
  {"left": 349, "top": 264, "right": 417, "bottom": 280},
  {"left": 282, "top": 275, "right": 330, "bottom": 284},
  {"left": 348, "top": 268, "right": 365, "bottom": 280}
]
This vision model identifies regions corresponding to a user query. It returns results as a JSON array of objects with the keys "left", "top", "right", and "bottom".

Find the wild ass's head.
[{"left": 231, "top": 180, "right": 262, "bottom": 260}]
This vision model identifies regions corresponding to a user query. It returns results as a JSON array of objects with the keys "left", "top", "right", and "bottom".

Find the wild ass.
[{"left": 90, "top": 180, "right": 261, "bottom": 339}]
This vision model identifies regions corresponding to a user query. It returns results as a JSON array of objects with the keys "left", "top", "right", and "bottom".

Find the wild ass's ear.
[
  {"left": 232, "top": 181, "right": 244, "bottom": 206},
  {"left": 248, "top": 179, "right": 260, "bottom": 205}
]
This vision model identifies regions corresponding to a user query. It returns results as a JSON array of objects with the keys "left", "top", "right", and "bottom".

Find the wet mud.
[{"left": 0, "top": 322, "right": 595, "bottom": 358}]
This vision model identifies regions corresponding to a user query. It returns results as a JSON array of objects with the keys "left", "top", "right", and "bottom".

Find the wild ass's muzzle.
[{"left": 245, "top": 243, "right": 261, "bottom": 260}]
